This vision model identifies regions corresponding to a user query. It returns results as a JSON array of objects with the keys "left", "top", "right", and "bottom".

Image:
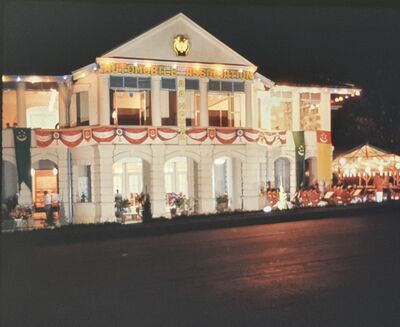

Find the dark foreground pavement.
[{"left": 2, "top": 209, "right": 400, "bottom": 326}]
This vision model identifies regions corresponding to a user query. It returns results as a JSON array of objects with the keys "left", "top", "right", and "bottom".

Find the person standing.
[{"left": 44, "top": 191, "right": 53, "bottom": 227}]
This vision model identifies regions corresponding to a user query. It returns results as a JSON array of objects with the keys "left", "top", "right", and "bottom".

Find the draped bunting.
[{"left": 35, "top": 126, "right": 287, "bottom": 148}]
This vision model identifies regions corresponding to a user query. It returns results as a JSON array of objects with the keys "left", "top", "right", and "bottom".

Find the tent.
[{"left": 333, "top": 144, "right": 400, "bottom": 186}]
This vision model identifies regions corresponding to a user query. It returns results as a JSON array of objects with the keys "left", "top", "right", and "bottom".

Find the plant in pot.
[
  {"left": 216, "top": 193, "right": 229, "bottom": 213},
  {"left": 115, "top": 198, "right": 130, "bottom": 218}
]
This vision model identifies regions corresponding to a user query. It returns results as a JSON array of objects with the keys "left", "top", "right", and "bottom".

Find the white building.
[{"left": 2, "top": 13, "right": 360, "bottom": 223}]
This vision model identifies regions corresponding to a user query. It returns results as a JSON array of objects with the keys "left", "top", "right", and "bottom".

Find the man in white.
[{"left": 44, "top": 191, "right": 53, "bottom": 227}]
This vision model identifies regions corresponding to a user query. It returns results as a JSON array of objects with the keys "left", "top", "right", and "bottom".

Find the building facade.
[{"left": 2, "top": 13, "right": 360, "bottom": 223}]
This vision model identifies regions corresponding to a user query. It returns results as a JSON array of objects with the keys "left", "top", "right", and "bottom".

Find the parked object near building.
[{"left": 2, "top": 13, "right": 361, "bottom": 224}]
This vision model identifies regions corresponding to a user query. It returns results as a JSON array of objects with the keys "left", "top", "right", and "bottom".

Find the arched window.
[{"left": 274, "top": 158, "right": 290, "bottom": 192}]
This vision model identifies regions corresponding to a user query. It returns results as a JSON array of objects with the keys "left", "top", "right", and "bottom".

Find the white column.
[
  {"left": 242, "top": 144, "right": 262, "bottom": 210},
  {"left": 265, "top": 92, "right": 272, "bottom": 131},
  {"left": 320, "top": 91, "right": 331, "bottom": 131},
  {"left": 199, "top": 78, "right": 209, "bottom": 127},
  {"left": 245, "top": 80, "right": 254, "bottom": 128},
  {"left": 16, "top": 82, "right": 26, "bottom": 127},
  {"left": 58, "top": 82, "right": 68, "bottom": 128},
  {"left": 292, "top": 91, "right": 301, "bottom": 131},
  {"left": 92, "top": 145, "right": 115, "bottom": 222},
  {"left": 151, "top": 76, "right": 161, "bottom": 126},
  {"left": 98, "top": 74, "right": 110, "bottom": 126},
  {"left": 198, "top": 146, "right": 214, "bottom": 213},
  {"left": 56, "top": 148, "right": 70, "bottom": 223},
  {"left": 150, "top": 145, "right": 166, "bottom": 217}
]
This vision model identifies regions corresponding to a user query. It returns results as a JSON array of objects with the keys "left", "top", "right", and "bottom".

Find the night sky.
[{"left": 3, "top": 1, "right": 400, "bottom": 152}]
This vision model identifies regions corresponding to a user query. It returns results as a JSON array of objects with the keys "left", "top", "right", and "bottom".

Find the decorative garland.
[{"left": 35, "top": 126, "right": 287, "bottom": 148}]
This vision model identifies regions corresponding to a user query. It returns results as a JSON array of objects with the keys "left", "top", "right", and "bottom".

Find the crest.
[
  {"left": 173, "top": 35, "right": 190, "bottom": 56},
  {"left": 148, "top": 127, "right": 157, "bottom": 140},
  {"left": 208, "top": 128, "right": 216, "bottom": 140},
  {"left": 297, "top": 145, "right": 305, "bottom": 157},
  {"left": 83, "top": 128, "right": 92, "bottom": 142},
  {"left": 16, "top": 129, "right": 28, "bottom": 142}
]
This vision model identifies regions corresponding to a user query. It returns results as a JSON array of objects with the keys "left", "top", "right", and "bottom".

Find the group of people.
[{"left": 264, "top": 180, "right": 400, "bottom": 211}]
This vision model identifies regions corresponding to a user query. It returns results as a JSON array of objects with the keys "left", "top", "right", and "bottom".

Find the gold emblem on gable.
[{"left": 173, "top": 35, "right": 190, "bottom": 56}]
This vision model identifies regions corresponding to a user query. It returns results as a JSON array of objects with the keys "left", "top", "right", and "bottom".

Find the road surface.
[{"left": 2, "top": 211, "right": 400, "bottom": 326}]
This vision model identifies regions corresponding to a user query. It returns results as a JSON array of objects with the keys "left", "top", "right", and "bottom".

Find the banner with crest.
[
  {"left": 13, "top": 128, "right": 32, "bottom": 191},
  {"left": 317, "top": 130, "right": 332, "bottom": 185},
  {"left": 292, "top": 131, "right": 306, "bottom": 189}
]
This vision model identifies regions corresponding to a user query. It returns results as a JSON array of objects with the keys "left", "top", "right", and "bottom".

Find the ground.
[{"left": 1, "top": 209, "right": 400, "bottom": 326}]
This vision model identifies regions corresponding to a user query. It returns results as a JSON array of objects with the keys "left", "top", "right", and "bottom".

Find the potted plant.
[
  {"left": 115, "top": 198, "right": 130, "bottom": 218},
  {"left": 216, "top": 193, "right": 229, "bottom": 213}
]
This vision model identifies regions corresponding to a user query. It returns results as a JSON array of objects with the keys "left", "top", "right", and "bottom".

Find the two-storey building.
[{"left": 2, "top": 13, "right": 360, "bottom": 223}]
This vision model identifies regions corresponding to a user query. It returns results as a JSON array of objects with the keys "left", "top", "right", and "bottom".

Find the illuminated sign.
[
  {"left": 99, "top": 63, "right": 254, "bottom": 80},
  {"left": 173, "top": 35, "right": 190, "bottom": 56}
]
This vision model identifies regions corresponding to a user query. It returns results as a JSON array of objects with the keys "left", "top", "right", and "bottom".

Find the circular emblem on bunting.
[
  {"left": 173, "top": 35, "right": 190, "bottom": 56},
  {"left": 115, "top": 128, "right": 124, "bottom": 137},
  {"left": 53, "top": 132, "right": 60, "bottom": 140},
  {"left": 236, "top": 129, "right": 244, "bottom": 137},
  {"left": 297, "top": 145, "right": 305, "bottom": 157}
]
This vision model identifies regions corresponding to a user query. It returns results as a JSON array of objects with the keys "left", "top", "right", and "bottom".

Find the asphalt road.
[{"left": 2, "top": 211, "right": 400, "bottom": 327}]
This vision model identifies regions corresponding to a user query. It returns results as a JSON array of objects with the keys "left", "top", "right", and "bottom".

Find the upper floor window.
[
  {"left": 161, "top": 78, "right": 177, "bottom": 126},
  {"left": 76, "top": 91, "right": 89, "bottom": 126},
  {"left": 208, "top": 80, "right": 245, "bottom": 127},
  {"left": 300, "top": 92, "right": 321, "bottom": 131},
  {"left": 270, "top": 90, "right": 292, "bottom": 131},
  {"left": 110, "top": 76, "right": 152, "bottom": 126},
  {"left": 185, "top": 79, "right": 200, "bottom": 127}
]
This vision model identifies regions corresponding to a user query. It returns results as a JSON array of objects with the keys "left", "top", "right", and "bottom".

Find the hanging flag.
[
  {"left": 317, "top": 130, "right": 332, "bottom": 185},
  {"left": 292, "top": 131, "right": 306, "bottom": 189},
  {"left": 13, "top": 128, "right": 32, "bottom": 191}
]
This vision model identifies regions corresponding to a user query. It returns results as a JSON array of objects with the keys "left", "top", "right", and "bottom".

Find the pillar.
[
  {"left": 98, "top": 74, "right": 110, "bottom": 126},
  {"left": 242, "top": 144, "right": 262, "bottom": 210},
  {"left": 199, "top": 78, "right": 209, "bottom": 127},
  {"left": 150, "top": 145, "right": 166, "bottom": 217},
  {"left": 16, "top": 82, "right": 26, "bottom": 127},
  {"left": 58, "top": 82, "right": 68, "bottom": 128},
  {"left": 56, "top": 148, "right": 70, "bottom": 224},
  {"left": 151, "top": 76, "right": 161, "bottom": 126},
  {"left": 320, "top": 91, "right": 331, "bottom": 131},
  {"left": 198, "top": 146, "right": 214, "bottom": 213},
  {"left": 245, "top": 80, "right": 254, "bottom": 128},
  {"left": 92, "top": 145, "right": 115, "bottom": 222},
  {"left": 292, "top": 91, "right": 301, "bottom": 131}
]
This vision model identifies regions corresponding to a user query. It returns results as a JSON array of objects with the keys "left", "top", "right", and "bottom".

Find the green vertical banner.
[
  {"left": 13, "top": 128, "right": 32, "bottom": 191},
  {"left": 292, "top": 131, "right": 306, "bottom": 189}
]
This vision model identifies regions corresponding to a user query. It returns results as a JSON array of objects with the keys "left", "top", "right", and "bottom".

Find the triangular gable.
[{"left": 102, "top": 13, "right": 256, "bottom": 68}]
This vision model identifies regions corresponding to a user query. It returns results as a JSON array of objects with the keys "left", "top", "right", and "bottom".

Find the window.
[
  {"left": 208, "top": 80, "right": 245, "bottom": 127},
  {"left": 270, "top": 91, "right": 293, "bottom": 131},
  {"left": 161, "top": 78, "right": 177, "bottom": 126},
  {"left": 185, "top": 79, "right": 199, "bottom": 90},
  {"left": 184, "top": 79, "right": 200, "bottom": 127},
  {"left": 110, "top": 76, "right": 152, "bottom": 126},
  {"left": 76, "top": 91, "right": 89, "bottom": 126},
  {"left": 78, "top": 165, "right": 91, "bottom": 202},
  {"left": 300, "top": 92, "right": 321, "bottom": 131},
  {"left": 274, "top": 158, "right": 290, "bottom": 192}
]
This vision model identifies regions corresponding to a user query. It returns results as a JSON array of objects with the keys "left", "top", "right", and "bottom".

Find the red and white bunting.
[
  {"left": 186, "top": 128, "right": 208, "bottom": 142},
  {"left": 157, "top": 128, "right": 179, "bottom": 141},
  {"left": 124, "top": 128, "right": 148, "bottom": 144},
  {"left": 34, "top": 126, "right": 287, "bottom": 148},
  {"left": 92, "top": 127, "right": 115, "bottom": 143},
  {"left": 35, "top": 130, "right": 54, "bottom": 147},
  {"left": 60, "top": 130, "right": 83, "bottom": 147}
]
